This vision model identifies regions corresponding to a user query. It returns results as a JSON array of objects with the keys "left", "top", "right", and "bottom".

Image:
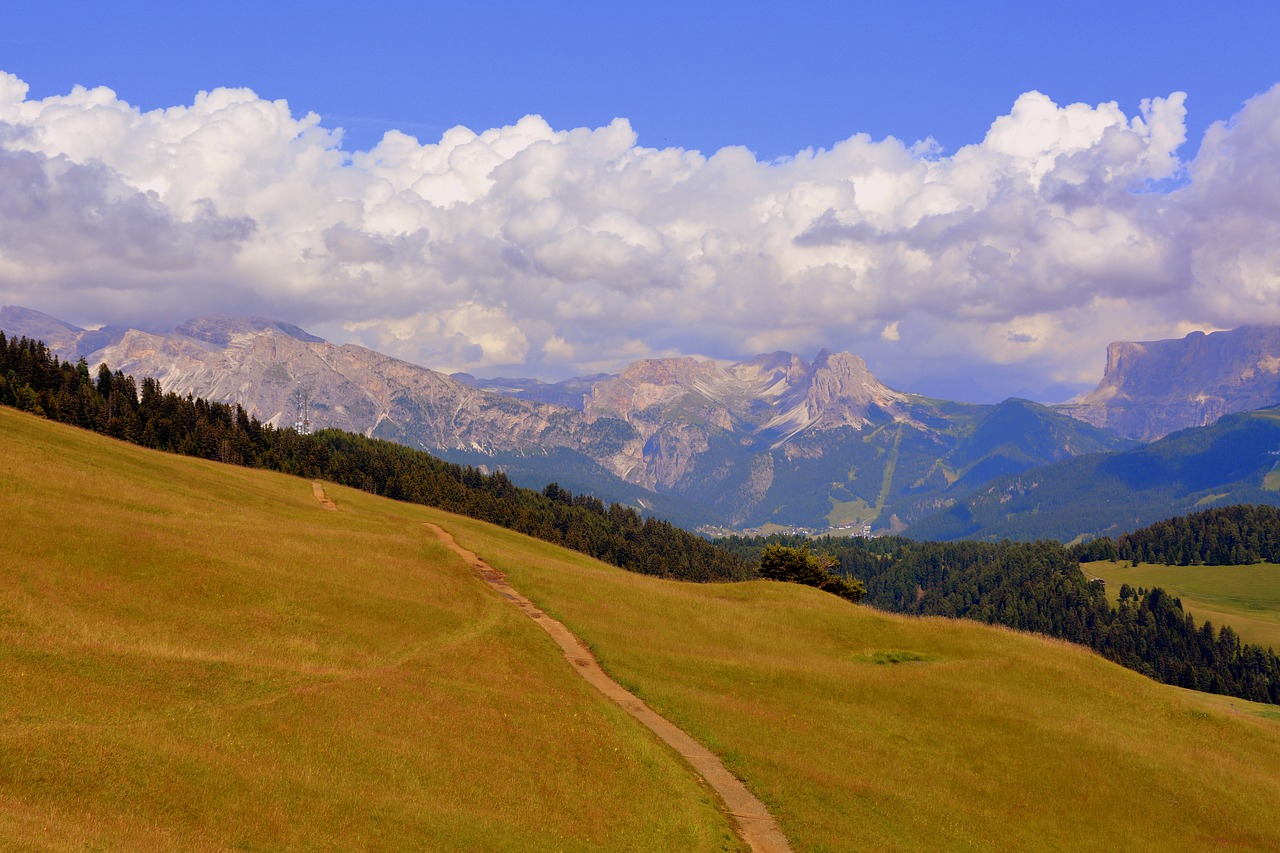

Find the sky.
[{"left": 2, "top": 1, "right": 1280, "bottom": 401}]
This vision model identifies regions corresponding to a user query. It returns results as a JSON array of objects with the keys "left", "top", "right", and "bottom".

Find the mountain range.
[
  {"left": 7, "top": 304, "right": 1280, "bottom": 535},
  {"left": 905, "top": 406, "right": 1280, "bottom": 543}
]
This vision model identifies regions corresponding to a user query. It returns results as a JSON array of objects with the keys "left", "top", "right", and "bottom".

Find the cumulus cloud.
[{"left": 1, "top": 70, "right": 1279, "bottom": 394}]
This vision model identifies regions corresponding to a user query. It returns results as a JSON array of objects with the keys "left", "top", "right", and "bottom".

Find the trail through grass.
[
  {"left": 0, "top": 408, "right": 742, "bottom": 851},
  {"left": 9, "top": 405, "right": 1280, "bottom": 851},
  {"left": 444, "top": 515, "right": 1280, "bottom": 852}
]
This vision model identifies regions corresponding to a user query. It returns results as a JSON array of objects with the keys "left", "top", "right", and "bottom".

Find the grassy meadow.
[
  {"left": 7, "top": 405, "right": 1280, "bottom": 852},
  {"left": 0, "top": 407, "right": 741, "bottom": 851},
  {"left": 1084, "top": 560, "right": 1280, "bottom": 651},
  {"left": 446, "top": 516, "right": 1280, "bottom": 853}
]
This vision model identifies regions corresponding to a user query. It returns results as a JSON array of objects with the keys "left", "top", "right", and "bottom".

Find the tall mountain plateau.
[
  {"left": 1, "top": 305, "right": 1129, "bottom": 531},
  {"left": 1060, "top": 325, "right": 1280, "bottom": 441}
]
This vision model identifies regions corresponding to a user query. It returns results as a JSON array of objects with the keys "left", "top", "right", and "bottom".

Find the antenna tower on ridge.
[{"left": 291, "top": 385, "right": 313, "bottom": 435}]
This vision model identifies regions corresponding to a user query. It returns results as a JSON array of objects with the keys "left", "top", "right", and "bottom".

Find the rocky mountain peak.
[
  {"left": 175, "top": 316, "right": 325, "bottom": 346},
  {"left": 728, "top": 351, "right": 810, "bottom": 398},
  {"left": 754, "top": 349, "right": 910, "bottom": 442},
  {"left": 1, "top": 305, "right": 1141, "bottom": 533},
  {"left": 1061, "top": 325, "right": 1280, "bottom": 440}
]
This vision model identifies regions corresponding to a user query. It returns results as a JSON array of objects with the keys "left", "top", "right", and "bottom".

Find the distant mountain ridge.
[
  {"left": 1061, "top": 325, "right": 1280, "bottom": 440},
  {"left": 906, "top": 407, "right": 1280, "bottom": 543},
  {"left": 1, "top": 304, "right": 1129, "bottom": 531}
]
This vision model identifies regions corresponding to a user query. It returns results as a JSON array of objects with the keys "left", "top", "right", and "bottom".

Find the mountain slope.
[
  {"left": 1, "top": 305, "right": 1130, "bottom": 531},
  {"left": 0, "top": 406, "right": 739, "bottom": 851},
  {"left": 907, "top": 406, "right": 1280, "bottom": 542},
  {"left": 447, "top": 510, "right": 1280, "bottom": 852},
  {"left": 7, "top": 405, "right": 1280, "bottom": 851}
]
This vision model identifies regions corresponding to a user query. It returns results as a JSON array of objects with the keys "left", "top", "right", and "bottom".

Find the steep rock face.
[
  {"left": 586, "top": 350, "right": 911, "bottom": 439},
  {"left": 29, "top": 314, "right": 635, "bottom": 459},
  {"left": 578, "top": 350, "right": 942, "bottom": 519},
  {"left": 2, "top": 305, "right": 1132, "bottom": 531},
  {"left": 1061, "top": 326, "right": 1280, "bottom": 440},
  {"left": 759, "top": 350, "right": 914, "bottom": 443}
]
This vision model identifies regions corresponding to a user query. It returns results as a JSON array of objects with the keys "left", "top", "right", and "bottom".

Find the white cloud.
[{"left": 3, "top": 70, "right": 1280, "bottom": 394}]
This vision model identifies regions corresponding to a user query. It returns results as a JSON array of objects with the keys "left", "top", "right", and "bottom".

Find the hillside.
[
  {"left": 0, "top": 408, "right": 740, "bottom": 851},
  {"left": 906, "top": 407, "right": 1280, "bottom": 542},
  {"left": 1084, "top": 561, "right": 1280, "bottom": 652},
  {"left": 445, "top": 513, "right": 1280, "bottom": 851},
  {"left": 6, "top": 407, "right": 1279, "bottom": 849}
]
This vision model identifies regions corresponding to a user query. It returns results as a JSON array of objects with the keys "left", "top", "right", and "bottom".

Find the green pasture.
[
  {"left": 826, "top": 497, "right": 877, "bottom": 528},
  {"left": 1084, "top": 560, "right": 1280, "bottom": 651}
]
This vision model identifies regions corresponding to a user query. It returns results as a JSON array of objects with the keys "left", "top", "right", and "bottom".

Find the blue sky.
[
  {"left": 3, "top": 2, "right": 1280, "bottom": 400},
  {"left": 10, "top": 1, "right": 1276, "bottom": 158}
]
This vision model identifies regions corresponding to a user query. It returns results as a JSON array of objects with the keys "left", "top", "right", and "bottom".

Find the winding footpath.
[{"left": 423, "top": 522, "right": 792, "bottom": 853}]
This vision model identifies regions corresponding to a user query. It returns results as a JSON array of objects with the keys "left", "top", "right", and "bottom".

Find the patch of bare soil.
[
  {"left": 312, "top": 482, "right": 337, "bottom": 510},
  {"left": 424, "top": 522, "right": 792, "bottom": 853}
]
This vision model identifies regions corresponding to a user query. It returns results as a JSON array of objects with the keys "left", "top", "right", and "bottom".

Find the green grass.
[
  {"left": 1085, "top": 560, "right": 1280, "bottom": 651},
  {"left": 447, "top": 516, "right": 1280, "bottom": 852},
  {"left": 826, "top": 496, "right": 877, "bottom": 528},
  {"left": 0, "top": 408, "right": 742, "bottom": 851},
  {"left": 1264, "top": 461, "right": 1280, "bottom": 491}
]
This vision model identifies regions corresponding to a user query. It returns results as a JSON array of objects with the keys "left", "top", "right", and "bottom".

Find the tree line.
[
  {"left": 718, "top": 533, "right": 1280, "bottom": 704},
  {"left": 0, "top": 332, "right": 752, "bottom": 582},
  {"left": 1070, "top": 504, "right": 1280, "bottom": 565}
]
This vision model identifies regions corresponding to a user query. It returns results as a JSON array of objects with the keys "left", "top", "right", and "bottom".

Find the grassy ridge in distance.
[
  {"left": 0, "top": 407, "right": 742, "bottom": 851},
  {"left": 1085, "top": 560, "right": 1280, "bottom": 652}
]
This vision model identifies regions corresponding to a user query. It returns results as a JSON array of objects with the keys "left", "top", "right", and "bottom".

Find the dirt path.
[
  {"left": 312, "top": 482, "right": 337, "bottom": 510},
  {"left": 424, "top": 522, "right": 792, "bottom": 853}
]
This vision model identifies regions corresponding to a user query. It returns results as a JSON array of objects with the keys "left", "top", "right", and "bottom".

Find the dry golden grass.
[
  {"left": 11, "top": 402, "right": 1280, "bottom": 852},
  {"left": 442, "top": 515, "right": 1280, "bottom": 852},
  {"left": 0, "top": 408, "right": 742, "bottom": 851}
]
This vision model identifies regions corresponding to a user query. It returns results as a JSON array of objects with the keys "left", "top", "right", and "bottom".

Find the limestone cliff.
[{"left": 1060, "top": 326, "right": 1280, "bottom": 440}]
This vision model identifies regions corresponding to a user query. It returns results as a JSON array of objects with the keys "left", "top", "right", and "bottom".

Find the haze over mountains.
[{"left": 7, "top": 304, "right": 1280, "bottom": 535}]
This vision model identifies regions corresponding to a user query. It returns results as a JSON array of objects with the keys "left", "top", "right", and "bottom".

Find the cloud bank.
[{"left": 2, "top": 71, "right": 1279, "bottom": 397}]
